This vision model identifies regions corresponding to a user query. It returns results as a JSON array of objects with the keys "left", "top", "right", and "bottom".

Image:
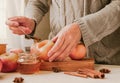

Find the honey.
[
  {"left": 17, "top": 61, "right": 40, "bottom": 74},
  {"left": 0, "top": 44, "right": 6, "bottom": 55},
  {"left": 17, "top": 53, "right": 40, "bottom": 74}
]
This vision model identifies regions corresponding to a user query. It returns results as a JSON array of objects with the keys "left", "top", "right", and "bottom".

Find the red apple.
[
  {"left": 0, "top": 53, "right": 19, "bottom": 72},
  {"left": 30, "top": 40, "right": 54, "bottom": 61},
  {"left": 0, "top": 60, "right": 2, "bottom": 71},
  {"left": 69, "top": 43, "right": 86, "bottom": 60},
  {"left": 9, "top": 48, "right": 24, "bottom": 54}
]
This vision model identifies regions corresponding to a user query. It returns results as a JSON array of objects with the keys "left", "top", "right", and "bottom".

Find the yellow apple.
[
  {"left": 69, "top": 43, "right": 86, "bottom": 60},
  {"left": 0, "top": 53, "right": 19, "bottom": 72}
]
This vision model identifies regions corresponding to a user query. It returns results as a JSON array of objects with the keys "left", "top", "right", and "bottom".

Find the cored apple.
[
  {"left": 69, "top": 43, "right": 86, "bottom": 60},
  {"left": 0, "top": 53, "right": 19, "bottom": 72},
  {"left": 30, "top": 40, "right": 54, "bottom": 61}
]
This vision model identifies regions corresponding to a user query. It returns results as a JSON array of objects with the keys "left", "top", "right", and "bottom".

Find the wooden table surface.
[{"left": 0, "top": 64, "right": 120, "bottom": 83}]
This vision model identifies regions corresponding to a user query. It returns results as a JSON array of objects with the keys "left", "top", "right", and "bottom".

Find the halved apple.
[{"left": 30, "top": 40, "right": 54, "bottom": 61}]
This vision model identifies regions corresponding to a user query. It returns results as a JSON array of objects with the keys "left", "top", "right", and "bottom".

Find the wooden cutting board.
[{"left": 40, "top": 58, "right": 94, "bottom": 72}]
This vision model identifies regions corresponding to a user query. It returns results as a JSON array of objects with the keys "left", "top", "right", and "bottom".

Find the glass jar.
[
  {"left": 17, "top": 53, "right": 40, "bottom": 74},
  {"left": 0, "top": 44, "right": 6, "bottom": 55}
]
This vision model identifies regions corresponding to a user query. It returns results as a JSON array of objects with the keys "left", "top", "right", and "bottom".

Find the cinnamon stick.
[
  {"left": 77, "top": 70, "right": 99, "bottom": 78},
  {"left": 64, "top": 72, "right": 88, "bottom": 78},
  {"left": 84, "top": 68, "right": 105, "bottom": 78},
  {"left": 77, "top": 68, "right": 105, "bottom": 79}
]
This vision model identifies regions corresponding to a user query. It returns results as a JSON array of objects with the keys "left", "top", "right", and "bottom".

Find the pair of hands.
[{"left": 6, "top": 16, "right": 81, "bottom": 62}]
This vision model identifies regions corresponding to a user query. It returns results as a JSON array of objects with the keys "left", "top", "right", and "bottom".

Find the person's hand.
[
  {"left": 48, "top": 23, "right": 81, "bottom": 62},
  {"left": 6, "top": 16, "right": 35, "bottom": 35}
]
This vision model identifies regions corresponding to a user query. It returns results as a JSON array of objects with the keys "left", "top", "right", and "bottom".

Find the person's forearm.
[
  {"left": 24, "top": 0, "right": 49, "bottom": 24},
  {"left": 75, "top": 0, "right": 120, "bottom": 47}
]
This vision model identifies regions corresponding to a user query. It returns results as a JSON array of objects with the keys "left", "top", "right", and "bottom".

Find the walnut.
[{"left": 13, "top": 77, "right": 24, "bottom": 83}]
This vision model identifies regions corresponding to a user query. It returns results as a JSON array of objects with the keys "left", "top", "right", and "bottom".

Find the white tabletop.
[{"left": 0, "top": 64, "right": 120, "bottom": 83}]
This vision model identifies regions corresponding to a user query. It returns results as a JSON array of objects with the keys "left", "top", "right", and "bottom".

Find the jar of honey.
[
  {"left": 0, "top": 44, "right": 6, "bottom": 55},
  {"left": 17, "top": 53, "right": 40, "bottom": 74}
]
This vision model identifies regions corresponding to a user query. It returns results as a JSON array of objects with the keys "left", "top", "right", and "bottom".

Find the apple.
[
  {"left": 9, "top": 48, "right": 24, "bottom": 54},
  {"left": 30, "top": 40, "right": 54, "bottom": 61},
  {"left": 0, "top": 60, "right": 2, "bottom": 71},
  {"left": 0, "top": 53, "right": 19, "bottom": 72},
  {"left": 30, "top": 40, "right": 48, "bottom": 56},
  {"left": 69, "top": 43, "right": 86, "bottom": 60}
]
